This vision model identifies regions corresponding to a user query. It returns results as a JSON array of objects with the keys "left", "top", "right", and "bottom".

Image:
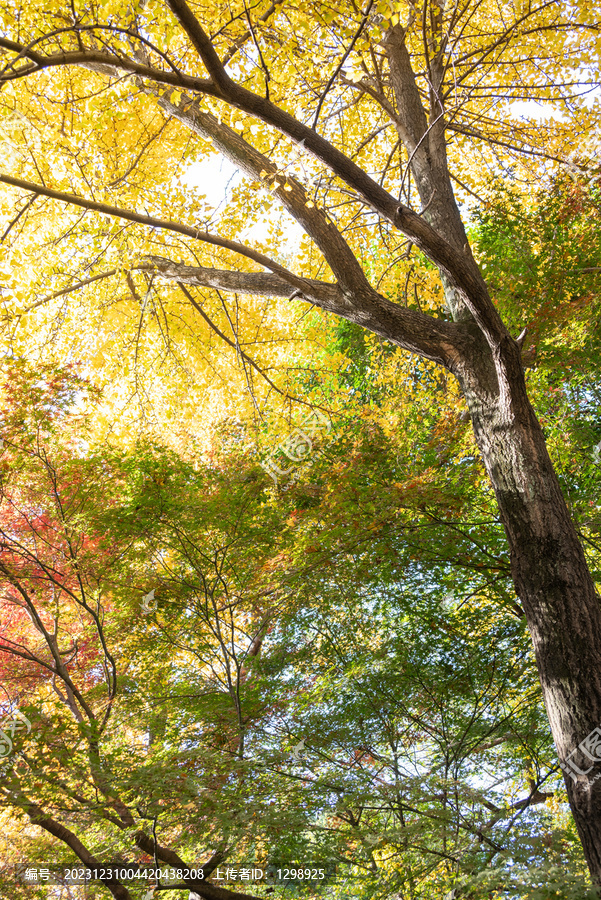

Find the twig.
[{"left": 312, "top": 0, "right": 376, "bottom": 130}]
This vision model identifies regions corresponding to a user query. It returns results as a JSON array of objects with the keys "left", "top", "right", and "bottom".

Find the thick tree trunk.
[
  {"left": 381, "top": 27, "right": 601, "bottom": 875},
  {"left": 455, "top": 338, "right": 601, "bottom": 882}
]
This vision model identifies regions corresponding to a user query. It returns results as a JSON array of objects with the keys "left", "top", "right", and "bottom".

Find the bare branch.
[
  {"left": 148, "top": 255, "right": 340, "bottom": 302},
  {"left": 222, "top": 0, "right": 284, "bottom": 65},
  {"left": 177, "top": 281, "right": 292, "bottom": 399},
  {"left": 311, "top": 0, "right": 376, "bottom": 129},
  {"left": 0, "top": 192, "right": 38, "bottom": 243},
  {"left": 18, "top": 269, "right": 117, "bottom": 314}
]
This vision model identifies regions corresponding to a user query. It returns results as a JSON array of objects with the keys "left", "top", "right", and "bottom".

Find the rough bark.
[{"left": 453, "top": 344, "right": 601, "bottom": 879}]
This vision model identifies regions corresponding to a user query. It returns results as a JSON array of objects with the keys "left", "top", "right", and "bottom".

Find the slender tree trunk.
[{"left": 455, "top": 337, "right": 601, "bottom": 882}]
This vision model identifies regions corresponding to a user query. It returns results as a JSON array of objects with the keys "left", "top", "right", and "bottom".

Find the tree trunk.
[
  {"left": 455, "top": 335, "right": 601, "bottom": 882},
  {"left": 380, "top": 25, "right": 601, "bottom": 876}
]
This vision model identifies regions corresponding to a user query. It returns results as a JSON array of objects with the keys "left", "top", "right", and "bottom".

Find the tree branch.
[
  {"left": 18, "top": 269, "right": 118, "bottom": 314},
  {"left": 153, "top": 94, "right": 504, "bottom": 356},
  {"left": 148, "top": 255, "right": 340, "bottom": 301},
  {"left": 151, "top": 257, "right": 463, "bottom": 367},
  {"left": 158, "top": 1, "right": 512, "bottom": 351},
  {"left": 311, "top": 0, "right": 376, "bottom": 129},
  {"left": 156, "top": 93, "right": 376, "bottom": 299},
  {"left": 0, "top": 37, "right": 215, "bottom": 94},
  {"left": 0, "top": 26, "right": 510, "bottom": 351},
  {"left": 0, "top": 171, "right": 466, "bottom": 366},
  {"left": 22, "top": 798, "right": 132, "bottom": 900},
  {"left": 134, "top": 830, "right": 262, "bottom": 900},
  {"left": 20, "top": 795, "right": 263, "bottom": 900},
  {"left": 177, "top": 281, "right": 290, "bottom": 398},
  {"left": 222, "top": 0, "right": 285, "bottom": 65},
  {"left": 0, "top": 171, "right": 316, "bottom": 298}
]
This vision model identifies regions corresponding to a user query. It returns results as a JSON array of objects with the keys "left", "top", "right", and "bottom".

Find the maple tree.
[
  {"left": 0, "top": 0, "right": 601, "bottom": 891},
  {"left": 0, "top": 358, "right": 597, "bottom": 900},
  {"left": 0, "top": 363, "right": 286, "bottom": 900}
]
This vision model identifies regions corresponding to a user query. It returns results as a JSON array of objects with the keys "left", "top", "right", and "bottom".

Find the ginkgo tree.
[{"left": 0, "top": 0, "right": 601, "bottom": 887}]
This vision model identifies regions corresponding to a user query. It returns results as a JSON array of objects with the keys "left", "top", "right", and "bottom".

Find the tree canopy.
[{"left": 0, "top": 0, "right": 601, "bottom": 897}]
